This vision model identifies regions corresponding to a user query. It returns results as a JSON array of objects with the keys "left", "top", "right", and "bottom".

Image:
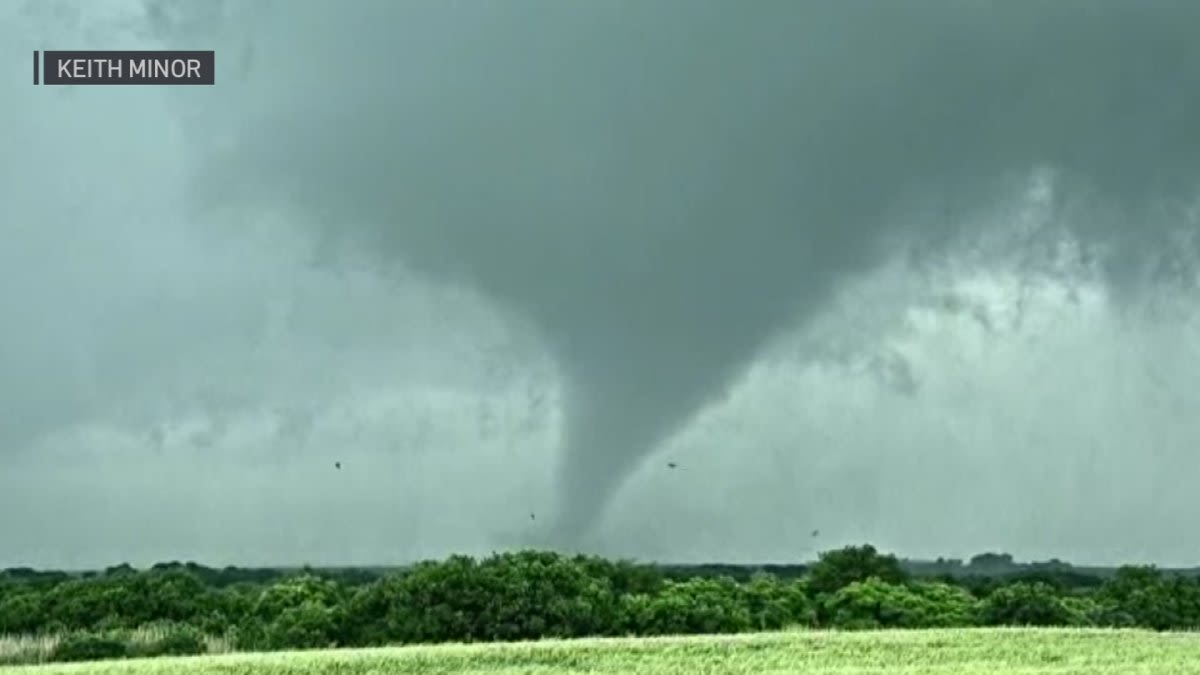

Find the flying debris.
[
  {"left": 811, "top": 529, "right": 820, "bottom": 537},
  {"left": 530, "top": 512, "right": 535, "bottom": 521},
  {"left": 334, "top": 462, "right": 341, "bottom": 470},
  {"left": 667, "top": 462, "right": 678, "bottom": 469}
]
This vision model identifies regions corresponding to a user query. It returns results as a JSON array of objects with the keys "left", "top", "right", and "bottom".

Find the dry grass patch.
[{"left": 0, "top": 628, "right": 231, "bottom": 668}]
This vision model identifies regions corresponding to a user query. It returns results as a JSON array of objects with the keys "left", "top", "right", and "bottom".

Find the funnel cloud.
[
  {"left": 2, "top": 0, "right": 1200, "bottom": 567},
  {"left": 179, "top": 1, "right": 1200, "bottom": 539}
]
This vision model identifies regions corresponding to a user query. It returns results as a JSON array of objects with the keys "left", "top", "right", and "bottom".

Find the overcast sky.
[{"left": 3, "top": 0, "right": 1200, "bottom": 570}]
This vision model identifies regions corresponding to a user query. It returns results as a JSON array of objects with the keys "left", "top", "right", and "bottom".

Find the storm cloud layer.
[
  {"left": 3, "top": 0, "right": 1200, "bottom": 567},
  {"left": 176, "top": 1, "right": 1200, "bottom": 539}
]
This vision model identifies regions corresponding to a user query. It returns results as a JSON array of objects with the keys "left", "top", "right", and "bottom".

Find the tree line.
[{"left": 2, "top": 545, "right": 1199, "bottom": 664}]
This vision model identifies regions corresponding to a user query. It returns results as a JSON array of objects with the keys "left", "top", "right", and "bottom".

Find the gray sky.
[{"left": 3, "top": 0, "right": 1200, "bottom": 569}]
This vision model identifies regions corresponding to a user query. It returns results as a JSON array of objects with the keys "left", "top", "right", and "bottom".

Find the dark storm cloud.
[
  {"left": 5, "top": 0, "right": 1200, "bottom": 568},
  {"left": 152, "top": 0, "right": 1200, "bottom": 535},
  {"left": 172, "top": 0, "right": 1200, "bottom": 540},
  {"left": 2, "top": 0, "right": 572, "bottom": 569}
]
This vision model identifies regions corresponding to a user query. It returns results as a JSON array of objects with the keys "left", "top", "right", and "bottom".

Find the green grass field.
[{"left": 4, "top": 628, "right": 1200, "bottom": 675}]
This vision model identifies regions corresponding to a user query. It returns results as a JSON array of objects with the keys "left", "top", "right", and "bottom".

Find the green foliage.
[
  {"left": 1059, "top": 594, "right": 1108, "bottom": 627},
  {"left": 822, "top": 578, "right": 977, "bottom": 629},
  {"left": 623, "top": 577, "right": 752, "bottom": 635},
  {"left": 742, "top": 573, "right": 813, "bottom": 630},
  {"left": 2, "top": 545, "right": 1200, "bottom": 665},
  {"left": 976, "top": 582, "right": 1083, "bottom": 627},
  {"left": 226, "top": 574, "right": 346, "bottom": 651},
  {"left": 0, "top": 588, "right": 45, "bottom": 634},
  {"left": 573, "top": 555, "right": 664, "bottom": 595},
  {"left": 807, "top": 545, "right": 909, "bottom": 597},
  {"left": 48, "top": 632, "right": 128, "bottom": 663},
  {"left": 1095, "top": 566, "right": 1200, "bottom": 630},
  {"left": 806, "top": 545, "right": 910, "bottom": 625},
  {"left": 28, "top": 569, "right": 218, "bottom": 633},
  {"left": 264, "top": 599, "right": 339, "bottom": 650},
  {"left": 133, "top": 624, "right": 208, "bottom": 657},
  {"left": 375, "top": 551, "right": 622, "bottom": 643}
]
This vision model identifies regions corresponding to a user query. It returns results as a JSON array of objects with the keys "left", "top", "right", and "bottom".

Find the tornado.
[{"left": 174, "top": 0, "right": 1200, "bottom": 542}]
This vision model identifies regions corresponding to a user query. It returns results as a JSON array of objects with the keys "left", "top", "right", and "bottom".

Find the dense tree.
[
  {"left": 975, "top": 582, "right": 1083, "bottom": 627},
  {"left": 807, "top": 545, "right": 909, "bottom": 597},
  {"left": 2, "top": 545, "right": 1199, "bottom": 666},
  {"left": 1095, "top": 566, "right": 1200, "bottom": 630},
  {"left": 821, "top": 578, "right": 977, "bottom": 629}
]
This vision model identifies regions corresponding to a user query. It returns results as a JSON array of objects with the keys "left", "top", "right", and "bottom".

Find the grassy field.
[{"left": 4, "top": 628, "right": 1200, "bottom": 674}]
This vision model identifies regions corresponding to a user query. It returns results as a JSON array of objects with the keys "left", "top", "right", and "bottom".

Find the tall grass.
[
  {"left": 0, "top": 634, "right": 57, "bottom": 667},
  {"left": 0, "top": 626, "right": 232, "bottom": 667}
]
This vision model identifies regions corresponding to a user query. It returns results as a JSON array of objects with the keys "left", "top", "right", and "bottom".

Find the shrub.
[
  {"left": 379, "top": 551, "right": 620, "bottom": 643},
  {"left": 910, "top": 581, "right": 979, "bottom": 627},
  {"left": 0, "top": 591, "right": 44, "bottom": 634},
  {"left": 822, "top": 578, "right": 977, "bottom": 629},
  {"left": 808, "top": 545, "right": 908, "bottom": 597},
  {"left": 976, "top": 582, "right": 1079, "bottom": 627},
  {"left": 623, "top": 577, "right": 751, "bottom": 635},
  {"left": 264, "top": 600, "right": 339, "bottom": 650},
  {"left": 1097, "top": 566, "right": 1200, "bottom": 630},
  {"left": 135, "top": 624, "right": 208, "bottom": 657},
  {"left": 742, "top": 574, "right": 813, "bottom": 630},
  {"left": 49, "top": 633, "right": 128, "bottom": 663}
]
